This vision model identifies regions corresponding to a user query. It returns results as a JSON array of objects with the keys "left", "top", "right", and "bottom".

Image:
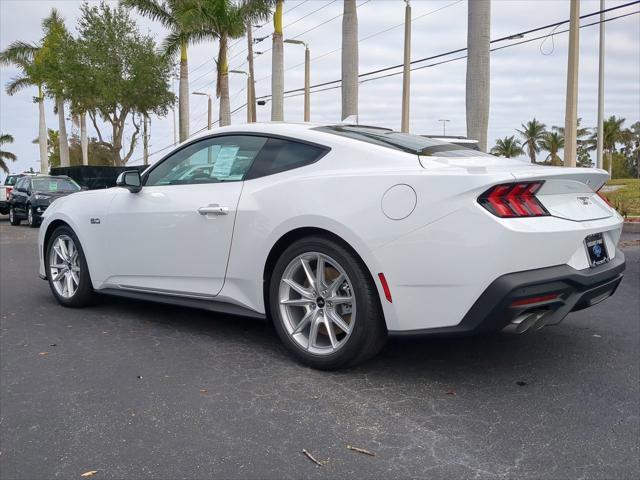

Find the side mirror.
[
  {"left": 17, "top": 187, "right": 27, "bottom": 193},
  {"left": 81, "top": 186, "right": 89, "bottom": 191},
  {"left": 116, "top": 170, "right": 142, "bottom": 193}
]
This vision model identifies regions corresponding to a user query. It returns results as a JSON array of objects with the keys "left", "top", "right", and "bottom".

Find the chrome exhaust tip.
[{"left": 503, "top": 310, "right": 548, "bottom": 334}]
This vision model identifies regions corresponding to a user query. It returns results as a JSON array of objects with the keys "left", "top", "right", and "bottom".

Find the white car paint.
[{"left": 38, "top": 122, "right": 624, "bottom": 333}]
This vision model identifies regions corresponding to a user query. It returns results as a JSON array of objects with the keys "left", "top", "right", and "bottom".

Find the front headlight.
[{"left": 34, "top": 194, "right": 51, "bottom": 200}]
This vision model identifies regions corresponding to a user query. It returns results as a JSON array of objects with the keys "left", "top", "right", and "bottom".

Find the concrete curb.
[{"left": 623, "top": 222, "right": 640, "bottom": 234}]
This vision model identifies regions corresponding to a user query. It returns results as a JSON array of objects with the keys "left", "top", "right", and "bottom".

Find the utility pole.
[
  {"left": 172, "top": 70, "right": 178, "bottom": 145},
  {"left": 597, "top": 0, "right": 605, "bottom": 170},
  {"left": 564, "top": 0, "right": 580, "bottom": 168},
  {"left": 284, "top": 39, "right": 310, "bottom": 121},
  {"left": 229, "top": 70, "right": 251, "bottom": 123},
  {"left": 401, "top": 0, "right": 411, "bottom": 133},
  {"left": 246, "top": 22, "right": 257, "bottom": 123}
]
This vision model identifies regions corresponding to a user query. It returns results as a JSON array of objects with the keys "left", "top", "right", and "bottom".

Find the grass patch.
[{"left": 602, "top": 178, "right": 640, "bottom": 217}]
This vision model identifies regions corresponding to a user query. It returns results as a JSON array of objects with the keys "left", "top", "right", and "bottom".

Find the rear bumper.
[{"left": 389, "top": 249, "right": 625, "bottom": 337}]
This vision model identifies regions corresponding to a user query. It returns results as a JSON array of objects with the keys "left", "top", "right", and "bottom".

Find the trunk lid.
[{"left": 420, "top": 156, "right": 613, "bottom": 222}]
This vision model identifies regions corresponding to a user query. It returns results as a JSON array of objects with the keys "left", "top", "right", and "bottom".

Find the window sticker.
[
  {"left": 212, "top": 146, "right": 239, "bottom": 177},
  {"left": 49, "top": 181, "right": 58, "bottom": 192}
]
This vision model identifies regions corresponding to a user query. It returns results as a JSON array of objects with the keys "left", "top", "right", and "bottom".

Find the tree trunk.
[
  {"left": 143, "top": 114, "right": 149, "bottom": 166},
  {"left": 341, "top": 0, "right": 359, "bottom": 121},
  {"left": 57, "top": 97, "right": 70, "bottom": 167},
  {"left": 271, "top": 0, "right": 284, "bottom": 121},
  {"left": 247, "top": 21, "right": 257, "bottom": 123},
  {"left": 179, "top": 40, "right": 190, "bottom": 142},
  {"left": 37, "top": 85, "right": 48, "bottom": 174},
  {"left": 218, "top": 34, "right": 231, "bottom": 127},
  {"left": 466, "top": 0, "right": 491, "bottom": 152},
  {"left": 80, "top": 112, "right": 88, "bottom": 166}
]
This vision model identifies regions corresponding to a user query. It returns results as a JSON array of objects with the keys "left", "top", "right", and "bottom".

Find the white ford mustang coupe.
[{"left": 38, "top": 123, "right": 625, "bottom": 369}]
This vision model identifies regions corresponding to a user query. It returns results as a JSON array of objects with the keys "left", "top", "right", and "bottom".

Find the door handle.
[{"left": 198, "top": 204, "right": 229, "bottom": 215}]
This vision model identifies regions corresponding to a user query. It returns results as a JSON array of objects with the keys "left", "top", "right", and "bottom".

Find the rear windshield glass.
[
  {"left": 313, "top": 125, "right": 492, "bottom": 157},
  {"left": 32, "top": 177, "right": 80, "bottom": 193},
  {"left": 5, "top": 175, "right": 21, "bottom": 186}
]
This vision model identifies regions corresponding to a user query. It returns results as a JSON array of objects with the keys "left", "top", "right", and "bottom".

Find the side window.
[
  {"left": 246, "top": 138, "right": 327, "bottom": 179},
  {"left": 16, "top": 178, "right": 26, "bottom": 191},
  {"left": 145, "top": 135, "right": 268, "bottom": 186}
]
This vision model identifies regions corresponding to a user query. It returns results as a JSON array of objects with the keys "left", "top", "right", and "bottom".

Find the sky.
[{"left": 0, "top": 0, "right": 639, "bottom": 177}]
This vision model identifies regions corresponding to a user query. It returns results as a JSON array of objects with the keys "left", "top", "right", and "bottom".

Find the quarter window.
[
  {"left": 245, "top": 138, "right": 327, "bottom": 179},
  {"left": 145, "top": 135, "right": 268, "bottom": 186}
]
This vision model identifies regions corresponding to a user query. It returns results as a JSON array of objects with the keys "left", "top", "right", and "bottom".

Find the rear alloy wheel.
[
  {"left": 9, "top": 206, "right": 20, "bottom": 226},
  {"left": 46, "top": 226, "right": 94, "bottom": 307},
  {"left": 270, "top": 236, "right": 386, "bottom": 369},
  {"left": 27, "top": 205, "right": 38, "bottom": 228}
]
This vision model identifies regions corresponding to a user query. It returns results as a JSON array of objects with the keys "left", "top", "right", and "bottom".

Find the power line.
[
  {"left": 256, "top": 0, "right": 640, "bottom": 101},
  {"left": 254, "top": 0, "right": 463, "bottom": 84}
]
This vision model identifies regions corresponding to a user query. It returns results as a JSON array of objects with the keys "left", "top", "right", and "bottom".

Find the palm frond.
[
  {"left": 0, "top": 40, "right": 39, "bottom": 66},
  {"left": 120, "top": 0, "right": 176, "bottom": 29},
  {"left": 0, "top": 133, "right": 15, "bottom": 145},
  {"left": 5, "top": 75, "right": 34, "bottom": 96},
  {"left": 0, "top": 151, "right": 17, "bottom": 161}
]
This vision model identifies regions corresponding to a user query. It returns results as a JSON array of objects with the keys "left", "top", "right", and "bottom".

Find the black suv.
[{"left": 9, "top": 175, "right": 81, "bottom": 227}]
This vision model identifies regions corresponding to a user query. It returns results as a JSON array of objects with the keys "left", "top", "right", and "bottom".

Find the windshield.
[
  {"left": 32, "top": 177, "right": 80, "bottom": 193},
  {"left": 314, "top": 125, "right": 492, "bottom": 157}
]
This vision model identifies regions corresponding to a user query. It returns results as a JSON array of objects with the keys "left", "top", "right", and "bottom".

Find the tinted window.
[
  {"left": 32, "top": 177, "right": 80, "bottom": 192},
  {"left": 5, "top": 175, "right": 20, "bottom": 186},
  {"left": 15, "top": 177, "right": 27, "bottom": 190},
  {"left": 246, "top": 138, "right": 326, "bottom": 179},
  {"left": 146, "top": 135, "right": 267, "bottom": 186},
  {"left": 314, "top": 125, "right": 492, "bottom": 157}
]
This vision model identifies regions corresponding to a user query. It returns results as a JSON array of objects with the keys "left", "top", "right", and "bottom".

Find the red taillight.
[
  {"left": 479, "top": 182, "right": 549, "bottom": 218},
  {"left": 510, "top": 293, "right": 560, "bottom": 307},
  {"left": 596, "top": 191, "right": 614, "bottom": 208},
  {"left": 4, "top": 187, "right": 11, "bottom": 201}
]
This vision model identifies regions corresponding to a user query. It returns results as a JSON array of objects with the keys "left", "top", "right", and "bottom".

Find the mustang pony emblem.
[{"left": 577, "top": 196, "right": 592, "bottom": 205}]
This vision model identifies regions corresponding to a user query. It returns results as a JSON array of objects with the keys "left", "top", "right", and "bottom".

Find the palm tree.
[
  {"left": 490, "top": 136, "right": 524, "bottom": 158},
  {"left": 517, "top": 118, "right": 546, "bottom": 164},
  {"left": 40, "top": 9, "right": 71, "bottom": 167},
  {"left": 0, "top": 41, "right": 48, "bottom": 173},
  {"left": 588, "top": 115, "right": 627, "bottom": 174},
  {"left": 0, "top": 134, "right": 17, "bottom": 173},
  {"left": 121, "top": 0, "right": 204, "bottom": 142},
  {"left": 466, "top": 0, "right": 491, "bottom": 151},
  {"left": 271, "top": 0, "right": 284, "bottom": 121},
  {"left": 341, "top": 0, "right": 358, "bottom": 121},
  {"left": 192, "top": 0, "right": 272, "bottom": 127},
  {"left": 540, "top": 131, "right": 565, "bottom": 166}
]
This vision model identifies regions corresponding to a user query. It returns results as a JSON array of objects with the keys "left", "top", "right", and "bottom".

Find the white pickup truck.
[{"left": 1, "top": 174, "right": 34, "bottom": 215}]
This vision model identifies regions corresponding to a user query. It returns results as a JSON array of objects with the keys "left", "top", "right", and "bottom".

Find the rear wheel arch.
[{"left": 262, "top": 227, "right": 383, "bottom": 321}]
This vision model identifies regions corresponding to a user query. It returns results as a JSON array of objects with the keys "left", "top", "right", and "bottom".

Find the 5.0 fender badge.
[
  {"left": 90, "top": 218, "right": 101, "bottom": 225},
  {"left": 577, "top": 196, "right": 592, "bottom": 205}
]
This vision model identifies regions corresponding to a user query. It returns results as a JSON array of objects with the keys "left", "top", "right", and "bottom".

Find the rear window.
[
  {"left": 245, "top": 138, "right": 327, "bottom": 179},
  {"left": 5, "top": 175, "right": 21, "bottom": 186},
  {"left": 32, "top": 177, "right": 80, "bottom": 193},
  {"left": 314, "top": 125, "right": 492, "bottom": 157}
]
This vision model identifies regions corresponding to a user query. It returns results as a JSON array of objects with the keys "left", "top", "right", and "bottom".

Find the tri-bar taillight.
[{"left": 478, "top": 181, "right": 549, "bottom": 218}]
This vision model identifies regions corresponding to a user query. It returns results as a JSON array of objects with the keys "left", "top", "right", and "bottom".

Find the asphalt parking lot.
[{"left": 0, "top": 219, "right": 638, "bottom": 479}]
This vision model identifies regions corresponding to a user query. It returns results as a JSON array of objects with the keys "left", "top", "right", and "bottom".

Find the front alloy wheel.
[
  {"left": 27, "top": 206, "right": 38, "bottom": 228},
  {"left": 46, "top": 226, "right": 94, "bottom": 307},
  {"left": 279, "top": 252, "right": 356, "bottom": 355},
  {"left": 49, "top": 234, "right": 80, "bottom": 298},
  {"left": 9, "top": 206, "right": 20, "bottom": 226}
]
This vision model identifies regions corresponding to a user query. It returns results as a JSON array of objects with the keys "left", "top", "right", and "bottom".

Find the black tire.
[
  {"left": 269, "top": 235, "right": 387, "bottom": 370},
  {"left": 9, "top": 206, "right": 20, "bottom": 226},
  {"left": 27, "top": 205, "right": 39, "bottom": 228},
  {"left": 45, "top": 225, "right": 94, "bottom": 308}
]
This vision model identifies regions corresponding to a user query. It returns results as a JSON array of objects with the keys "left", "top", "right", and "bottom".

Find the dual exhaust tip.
[{"left": 503, "top": 310, "right": 550, "bottom": 334}]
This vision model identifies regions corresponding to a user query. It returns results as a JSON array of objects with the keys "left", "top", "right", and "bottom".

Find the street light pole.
[
  {"left": 229, "top": 70, "right": 252, "bottom": 123},
  {"left": 564, "top": 0, "right": 580, "bottom": 167},
  {"left": 401, "top": 0, "right": 411, "bottom": 133},
  {"left": 284, "top": 39, "right": 310, "bottom": 122},
  {"left": 192, "top": 92, "right": 213, "bottom": 130},
  {"left": 246, "top": 22, "right": 257, "bottom": 123},
  {"left": 597, "top": 0, "right": 605, "bottom": 170},
  {"left": 438, "top": 119, "right": 450, "bottom": 136}
]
